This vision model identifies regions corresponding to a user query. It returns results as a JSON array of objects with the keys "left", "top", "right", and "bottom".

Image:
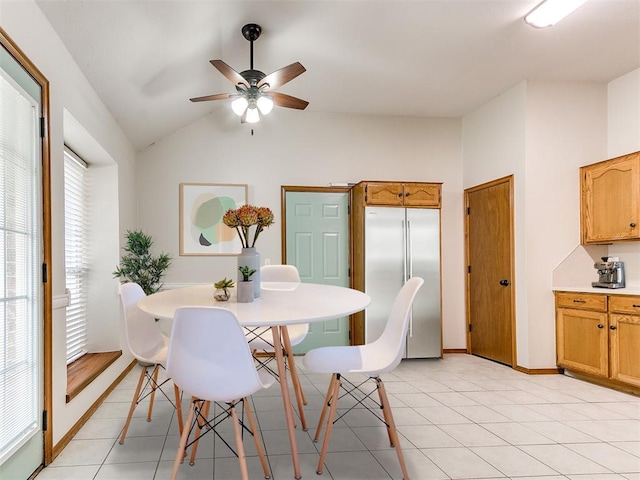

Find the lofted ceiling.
[{"left": 36, "top": 0, "right": 640, "bottom": 151}]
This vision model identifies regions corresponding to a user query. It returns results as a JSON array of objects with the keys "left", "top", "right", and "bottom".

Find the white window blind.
[
  {"left": 64, "top": 149, "right": 89, "bottom": 364},
  {"left": 0, "top": 69, "right": 40, "bottom": 464}
]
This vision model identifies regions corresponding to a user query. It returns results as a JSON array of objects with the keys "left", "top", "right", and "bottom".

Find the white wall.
[
  {"left": 136, "top": 110, "right": 468, "bottom": 349},
  {"left": 608, "top": 68, "right": 640, "bottom": 286},
  {"left": 524, "top": 82, "right": 607, "bottom": 368},
  {"left": 2, "top": 0, "right": 137, "bottom": 447},
  {"left": 462, "top": 80, "right": 608, "bottom": 369}
]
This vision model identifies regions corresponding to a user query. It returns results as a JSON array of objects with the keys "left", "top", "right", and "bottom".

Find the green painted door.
[{"left": 285, "top": 191, "right": 349, "bottom": 353}]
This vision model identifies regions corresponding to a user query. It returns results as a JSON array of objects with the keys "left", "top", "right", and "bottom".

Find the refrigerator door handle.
[
  {"left": 402, "top": 219, "right": 407, "bottom": 282},
  {"left": 407, "top": 220, "right": 413, "bottom": 280},
  {"left": 407, "top": 219, "right": 413, "bottom": 337}
]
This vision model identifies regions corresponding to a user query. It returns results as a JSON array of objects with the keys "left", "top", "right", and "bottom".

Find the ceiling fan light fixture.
[
  {"left": 246, "top": 107, "right": 260, "bottom": 123},
  {"left": 525, "top": 0, "right": 588, "bottom": 28},
  {"left": 231, "top": 97, "right": 249, "bottom": 116},
  {"left": 257, "top": 95, "right": 274, "bottom": 115}
]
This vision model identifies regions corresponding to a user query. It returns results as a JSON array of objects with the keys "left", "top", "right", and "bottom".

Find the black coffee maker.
[{"left": 592, "top": 257, "right": 625, "bottom": 289}]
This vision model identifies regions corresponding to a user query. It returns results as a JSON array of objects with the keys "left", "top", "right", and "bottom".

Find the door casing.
[
  {"left": 0, "top": 26, "right": 53, "bottom": 470},
  {"left": 281, "top": 185, "right": 354, "bottom": 345}
]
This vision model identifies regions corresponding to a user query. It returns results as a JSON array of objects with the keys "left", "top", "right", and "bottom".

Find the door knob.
[{"left": 499, "top": 279, "right": 510, "bottom": 287}]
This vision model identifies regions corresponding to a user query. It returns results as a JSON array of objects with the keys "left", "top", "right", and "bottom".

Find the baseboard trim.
[
  {"left": 52, "top": 359, "right": 137, "bottom": 461},
  {"left": 514, "top": 365, "right": 563, "bottom": 375},
  {"left": 443, "top": 348, "right": 468, "bottom": 354},
  {"left": 564, "top": 369, "right": 640, "bottom": 397}
]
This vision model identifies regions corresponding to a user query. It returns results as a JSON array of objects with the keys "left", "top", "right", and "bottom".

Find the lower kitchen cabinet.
[
  {"left": 555, "top": 291, "right": 640, "bottom": 393},
  {"left": 609, "top": 295, "right": 640, "bottom": 388}
]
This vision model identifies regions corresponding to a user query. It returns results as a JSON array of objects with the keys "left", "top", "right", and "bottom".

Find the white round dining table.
[
  {"left": 137, "top": 282, "right": 370, "bottom": 326},
  {"left": 137, "top": 282, "right": 369, "bottom": 480}
]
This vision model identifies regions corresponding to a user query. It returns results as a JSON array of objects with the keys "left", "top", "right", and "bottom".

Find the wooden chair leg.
[
  {"left": 147, "top": 365, "right": 160, "bottom": 421},
  {"left": 282, "top": 326, "right": 307, "bottom": 430},
  {"left": 376, "top": 378, "right": 395, "bottom": 447},
  {"left": 316, "top": 374, "right": 341, "bottom": 475},
  {"left": 244, "top": 398, "right": 271, "bottom": 479},
  {"left": 314, "top": 373, "right": 337, "bottom": 442},
  {"left": 230, "top": 402, "right": 250, "bottom": 480},
  {"left": 377, "top": 378, "right": 410, "bottom": 480},
  {"left": 189, "top": 400, "right": 210, "bottom": 465},
  {"left": 170, "top": 400, "right": 195, "bottom": 480},
  {"left": 119, "top": 365, "right": 147, "bottom": 444},
  {"left": 174, "top": 383, "right": 184, "bottom": 435}
]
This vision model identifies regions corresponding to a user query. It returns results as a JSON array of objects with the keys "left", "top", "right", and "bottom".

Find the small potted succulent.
[
  {"left": 213, "top": 277, "right": 235, "bottom": 301},
  {"left": 237, "top": 265, "right": 256, "bottom": 303}
]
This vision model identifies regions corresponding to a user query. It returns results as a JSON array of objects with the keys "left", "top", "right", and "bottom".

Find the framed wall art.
[{"left": 179, "top": 182, "right": 248, "bottom": 256}]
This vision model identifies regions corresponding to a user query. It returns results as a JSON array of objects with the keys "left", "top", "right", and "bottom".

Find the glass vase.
[{"left": 237, "top": 247, "right": 260, "bottom": 298}]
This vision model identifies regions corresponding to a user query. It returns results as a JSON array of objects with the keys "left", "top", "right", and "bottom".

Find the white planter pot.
[{"left": 237, "top": 281, "right": 254, "bottom": 303}]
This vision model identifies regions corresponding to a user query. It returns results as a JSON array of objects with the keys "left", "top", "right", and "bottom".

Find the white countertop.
[{"left": 553, "top": 286, "right": 640, "bottom": 295}]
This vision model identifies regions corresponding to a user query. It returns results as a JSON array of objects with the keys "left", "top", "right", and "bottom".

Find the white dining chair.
[
  {"left": 118, "top": 282, "right": 183, "bottom": 445},
  {"left": 244, "top": 264, "right": 309, "bottom": 429},
  {"left": 303, "top": 276, "right": 424, "bottom": 480},
  {"left": 167, "top": 306, "right": 274, "bottom": 480}
]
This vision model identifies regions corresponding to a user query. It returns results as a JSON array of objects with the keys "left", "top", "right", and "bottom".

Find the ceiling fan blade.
[
  {"left": 189, "top": 93, "right": 234, "bottom": 103},
  {"left": 271, "top": 92, "right": 309, "bottom": 110},
  {"left": 258, "top": 62, "right": 306, "bottom": 90},
  {"left": 210, "top": 60, "right": 249, "bottom": 87}
]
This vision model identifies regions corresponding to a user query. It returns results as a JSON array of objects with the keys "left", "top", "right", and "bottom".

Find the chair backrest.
[
  {"left": 167, "top": 306, "right": 267, "bottom": 401},
  {"left": 372, "top": 277, "right": 424, "bottom": 373},
  {"left": 119, "top": 282, "right": 165, "bottom": 362},
  {"left": 260, "top": 264, "right": 301, "bottom": 283}
]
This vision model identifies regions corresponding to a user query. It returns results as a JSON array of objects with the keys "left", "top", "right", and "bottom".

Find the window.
[{"left": 64, "top": 148, "right": 89, "bottom": 364}]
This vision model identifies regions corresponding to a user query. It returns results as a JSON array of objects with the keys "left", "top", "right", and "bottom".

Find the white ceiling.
[{"left": 36, "top": 0, "right": 640, "bottom": 151}]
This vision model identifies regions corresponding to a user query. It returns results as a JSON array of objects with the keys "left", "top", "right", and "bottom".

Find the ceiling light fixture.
[
  {"left": 525, "top": 0, "right": 588, "bottom": 28},
  {"left": 190, "top": 23, "right": 308, "bottom": 125}
]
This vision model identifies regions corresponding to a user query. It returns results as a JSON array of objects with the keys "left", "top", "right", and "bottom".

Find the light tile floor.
[{"left": 37, "top": 354, "right": 640, "bottom": 479}]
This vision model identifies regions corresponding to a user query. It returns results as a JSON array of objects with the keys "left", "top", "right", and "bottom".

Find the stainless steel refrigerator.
[{"left": 364, "top": 206, "right": 441, "bottom": 358}]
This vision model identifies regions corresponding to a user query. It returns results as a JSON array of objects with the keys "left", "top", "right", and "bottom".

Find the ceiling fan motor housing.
[{"left": 242, "top": 23, "right": 262, "bottom": 42}]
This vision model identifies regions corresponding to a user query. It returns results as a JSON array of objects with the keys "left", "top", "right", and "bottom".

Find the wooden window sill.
[{"left": 66, "top": 351, "right": 122, "bottom": 403}]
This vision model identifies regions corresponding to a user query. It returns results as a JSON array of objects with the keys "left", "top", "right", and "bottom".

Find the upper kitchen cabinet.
[
  {"left": 359, "top": 181, "right": 441, "bottom": 207},
  {"left": 581, "top": 151, "right": 640, "bottom": 244}
]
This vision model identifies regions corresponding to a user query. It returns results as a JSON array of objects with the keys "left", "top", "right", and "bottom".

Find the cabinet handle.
[
  {"left": 405, "top": 192, "right": 411, "bottom": 197},
  {"left": 398, "top": 193, "right": 403, "bottom": 198},
  {"left": 610, "top": 325, "right": 617, "bottom": 330},
  {"left": 633, "top": 304, "right": 640, "bottom": 308},
  {"left": 572, "top": 299, "right": 586, "bottom": 303},
  {"left": 631, "top": 223, "right": 637, "bottom": 228},
  {"left": 597, "top": 324, "right": 604, "bottom": 328}
]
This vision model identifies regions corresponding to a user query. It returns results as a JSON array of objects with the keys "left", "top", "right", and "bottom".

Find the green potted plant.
[
  {"left": 214, "top": 277, "right": 235, "bottom": 301},
  {"left": 237, "top": 265, "right": 256, "bottom": 303},
  {"left": 113, "top": 230, "right": 171, "bottom": 295}
]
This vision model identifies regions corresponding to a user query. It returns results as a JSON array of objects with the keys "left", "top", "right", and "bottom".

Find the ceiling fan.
[{"left": 190, "top": 23, "right": 309, "bottom": 124}]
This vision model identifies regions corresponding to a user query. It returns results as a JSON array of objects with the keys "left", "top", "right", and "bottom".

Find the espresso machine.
[{"left": 592, "top": 257, "right": 625, "bottom": 289}]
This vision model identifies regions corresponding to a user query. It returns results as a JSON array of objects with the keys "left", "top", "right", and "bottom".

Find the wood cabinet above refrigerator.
[
  {"left": 358, "top": 181, "right": 441, "bottom": 208},
  {"left": 581, "top": 151, "right": 640, "bottom": 244}
]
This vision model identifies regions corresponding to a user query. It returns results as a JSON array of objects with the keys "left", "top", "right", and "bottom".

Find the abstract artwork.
[{"left": 179, "top": 183, "right": 248, "bottom": 255}]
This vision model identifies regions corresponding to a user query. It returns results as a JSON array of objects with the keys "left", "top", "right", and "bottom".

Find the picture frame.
[{"left": 179, "top": 182, "right": 248, "bottom": 256}]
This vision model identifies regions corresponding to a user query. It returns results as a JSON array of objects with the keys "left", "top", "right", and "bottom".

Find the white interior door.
[
  {"left": 285, "top": 190, "right": 349, "bottom": 353},
  {"left": 0, "top": 40, "right": 45, "bottom": 478}
]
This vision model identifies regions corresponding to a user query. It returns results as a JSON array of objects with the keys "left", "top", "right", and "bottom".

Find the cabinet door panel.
[
  {"left": 365, "top": 183, "right": 403, "bottom": 206},
  {"left": 556, "top": 308, "right": 608, "bottom": 376},
  {"left": 610, "top": 314, "right": 640, "bottom": 387},
  {"left": 581, "top": 152, "right": 640, "bottom": 243},
  {"left": 403, "top": 183, "right": 441, "bottom": 207}
]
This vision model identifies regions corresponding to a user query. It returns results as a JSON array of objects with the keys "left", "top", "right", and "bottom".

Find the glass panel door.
[{"left": 0, "top": 41, "right": 44, "bottom": 479}]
